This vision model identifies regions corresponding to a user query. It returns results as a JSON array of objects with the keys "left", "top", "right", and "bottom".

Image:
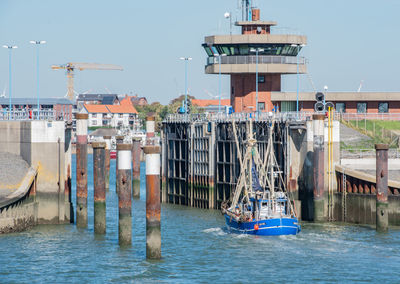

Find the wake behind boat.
[{"left": 221, "top": 118, "right": 300, "bottom": 236}]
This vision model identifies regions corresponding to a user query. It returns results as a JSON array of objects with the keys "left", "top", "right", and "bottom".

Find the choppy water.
[{"left": 1, "top": 155, "right": 400, "bottom": 283}]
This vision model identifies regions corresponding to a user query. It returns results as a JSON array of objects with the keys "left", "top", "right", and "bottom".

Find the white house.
[{"left": 81, "top": 96, "right": 139, "bottom": 129}]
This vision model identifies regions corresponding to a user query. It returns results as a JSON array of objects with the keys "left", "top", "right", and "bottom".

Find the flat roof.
[
  {"left": 235, "top": 21, "right": 277, "bottom": 26},
  {"left": 271, "top": 92, "right": 400, "bottom": 102},
  {"left": 204, "top": 34, "right": 307, "bottom": 45}
]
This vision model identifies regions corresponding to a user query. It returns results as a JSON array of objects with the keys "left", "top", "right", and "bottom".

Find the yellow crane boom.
[{"left": 51, "top": 62, "right": 123, "bottom": 101}]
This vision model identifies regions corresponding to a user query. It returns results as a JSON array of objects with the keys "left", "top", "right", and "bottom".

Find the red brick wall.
[
  {"left": 242, "top": 25, "right": 270, "bottom": 34},
  {"left": 231, "top": 73, "right": 281, "bottom": 112}
]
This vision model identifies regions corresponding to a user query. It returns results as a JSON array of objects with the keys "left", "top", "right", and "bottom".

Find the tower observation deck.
[{"left": 202, "top": 8, "right": 307, "bottom": 113}]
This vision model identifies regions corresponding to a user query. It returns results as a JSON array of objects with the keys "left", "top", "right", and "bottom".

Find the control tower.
[{"left": 202, "top": 7, "right": 307, "bottom": 112}]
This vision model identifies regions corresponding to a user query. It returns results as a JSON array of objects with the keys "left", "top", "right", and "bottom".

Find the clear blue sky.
[{"left": 1, "top": 0, "right": 400, "bottom": 104}]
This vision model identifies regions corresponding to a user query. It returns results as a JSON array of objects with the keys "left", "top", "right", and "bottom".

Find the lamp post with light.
[
  {"left": 224, "top": 12, "right": 232, "bottom": 35},
  {"left": 218, "top": 53, "right": 226, "bottom": 113},
  {"left": 30, "top": 40, "right": 46, "bottom": 119},
  {"left": 3, "top": 45, "right": 18, "bottom": 120},
  {"left": 179, "top": 57, "right": 192, "bottom": 113},
  {"left": 291, "top": 43, "right": 306, "bottom": 119},
  {"left": 250, "top": 47, "right": 264, "bottom": 114}
]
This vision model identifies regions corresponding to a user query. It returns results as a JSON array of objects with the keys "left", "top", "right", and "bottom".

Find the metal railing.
[
  {"left": 206, "top": 55, "right": 305, "bottom": 66},
  {"left": 165, "top": 111, "right": 316, "bottom": 123},
  {"left": 338, "top": 112, "right": 400, "bottom": 121},
  {"left": 0, "top": 109, "right": 70, "bottom": 121}
]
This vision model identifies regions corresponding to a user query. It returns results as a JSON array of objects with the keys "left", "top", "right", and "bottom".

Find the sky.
[{"left": 1, "top": 0, "right": 400, "bottom": 105}]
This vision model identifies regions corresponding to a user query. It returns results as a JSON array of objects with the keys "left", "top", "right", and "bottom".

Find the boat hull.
[{"left": 224, "top": 214, "right": 301, "bottom": 236}]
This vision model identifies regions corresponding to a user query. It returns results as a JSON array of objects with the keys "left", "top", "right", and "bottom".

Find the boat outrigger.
[{"left": 221, "top": 118, "right": 301, "bottom": 236}]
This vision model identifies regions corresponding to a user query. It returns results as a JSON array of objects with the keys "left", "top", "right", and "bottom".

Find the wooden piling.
[
  {"left": 92, "top": 142, "right": 106, "bottom": 234},
  {"left": 313, "top": 114, "right": 326, "bottom": 221},
  {"left": 132, "top": 138, "right": 141, "bottom": 198},
  {"left": 375, "top": 143, "right": 389, "bottom": 232},
  {"left": 117, "top": 143, "right": 132, "bottom": 246},
  {"left": 103, "top": 136, "right": 111, "bottom": 191},
  {"left": 144, "top": 145, "right": 161, "bottom": 259},
  {"left": 75, "top": 113, "right": 88, "bottom": 228}
]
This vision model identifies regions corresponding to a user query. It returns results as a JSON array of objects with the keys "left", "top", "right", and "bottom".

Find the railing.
[
  {"left": 206, "top": 55, "right": 305, "bottom": 66},
  {"left": 165, "top": 111, "right": 315, "bottom": 123},
  {"left": 0, "top": 109, "right": 70, "bottom": 121},
  {"left": 338, "top": 112, "right": 400, "bottom": 121}
]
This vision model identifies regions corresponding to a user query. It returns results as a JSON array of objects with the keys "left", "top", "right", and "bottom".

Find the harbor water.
[{"left": 1, "top": 155, "right": 400, "bottom": 283}]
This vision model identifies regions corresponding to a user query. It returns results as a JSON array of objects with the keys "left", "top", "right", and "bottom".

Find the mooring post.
[
  {"left": 75, "top": 113, "right": 88, "bottom": 228},
  {"left": 144, "top": 114, "right": 161, "bottom": 259},
  {"left": 117, "top": 143, "right": 132, "bottom": 246},
  {"left": 103, "top": 136, "right": 111, "bottom": 191},
  {"left": 313, "top": 114, "right": 326, "bottom": 221},
  {"left": 144, "top": 144, "right": 161, "bottom": 259},
  {"left": 132, "top": 137, "right": 141, "bottom": 198},
  {"left": 115, "top": 135, "right": 124, "bottom": 193},
  {"left": 92, "top": 142, "right": 106, "bottom": 234},
  {"left": 146, "top": 116, "right": 156, "bottom": 141},
  {"left": 375, "top": 143, "right": 389, "bottom": 232}
]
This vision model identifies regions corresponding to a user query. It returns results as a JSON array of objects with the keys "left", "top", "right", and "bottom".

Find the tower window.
[
  {"left": 258, "top": 75, "right": 265, "bottom": 83},
  {"left": 258, "top": 102, "right": 265, "bottom": 111}
]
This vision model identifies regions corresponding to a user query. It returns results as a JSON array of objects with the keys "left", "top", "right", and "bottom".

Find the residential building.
[
  {"left": 130, "top": 95, "right": 148, "bottom": 107},
  {"left": 76, "top": 94, "right": 119, "bottom": 111},
  {"left": 82, "top": 95, "right": 140, "bottom": 129}
]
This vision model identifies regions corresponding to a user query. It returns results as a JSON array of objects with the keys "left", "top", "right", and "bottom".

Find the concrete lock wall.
[
  {"left": 0, "top": 121, "right": 71, "bottom": 224},
  {"left": 333, "top": 193, "right": 400, "bottom": 226},
  {"left": 292, "top": 119, "right": 340, "bottom": 221}
]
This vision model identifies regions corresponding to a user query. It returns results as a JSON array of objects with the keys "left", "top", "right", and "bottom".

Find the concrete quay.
[{"left": 0, "top": 120, "right": 73, "bottom": 233}]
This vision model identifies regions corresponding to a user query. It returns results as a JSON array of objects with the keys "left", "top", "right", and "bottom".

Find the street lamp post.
[
  {"left": 291, "top": 43, "right": 305, "bottom": 119},
  {"left": 218, "top": 54, "right": 226, "bottom": 113},
  {"left": 3, "top": 45, "right": 18, "bottom": 120},
  {"left": 224, "top": 12, "right": 232, "bottom": 35},
  {"left": 30, "top": 40, "right": 46, "bottom": 120},
  {"left": 179, "top": 57, "right": 192, "bottom": 113},
  {"left": 250, "top": 48, "right": 264, "bottom": 114}
]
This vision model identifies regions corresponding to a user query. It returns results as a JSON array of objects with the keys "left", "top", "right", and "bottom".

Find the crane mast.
[{"left": 52, "top": 62, "right": 123, "bottom": 101}]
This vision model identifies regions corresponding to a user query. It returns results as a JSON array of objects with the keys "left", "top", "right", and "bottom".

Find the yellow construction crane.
[{"left": 51, "top": 62, "right": 123, "bottom": 101}]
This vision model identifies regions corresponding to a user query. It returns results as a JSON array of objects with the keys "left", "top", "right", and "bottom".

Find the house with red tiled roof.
[
  {"left": 81, "top": 95, "right": 139, "bottom": 128},
  {"left": 191, "top": 98, "right": 232, "bottom": 113}
]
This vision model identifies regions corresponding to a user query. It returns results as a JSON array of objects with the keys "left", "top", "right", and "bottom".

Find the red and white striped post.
[
  {"left": 144, "top": 115, "right": 161, "bottom": 259},
  {"left": 75, "top": 113, "right": 88, "bottom": 228}
]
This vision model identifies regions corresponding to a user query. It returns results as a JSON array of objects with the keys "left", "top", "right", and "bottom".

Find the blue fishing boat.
[{"left": 221, "top": 119, "right": 301, "bottom": 236}]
